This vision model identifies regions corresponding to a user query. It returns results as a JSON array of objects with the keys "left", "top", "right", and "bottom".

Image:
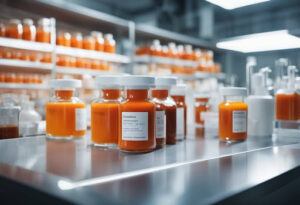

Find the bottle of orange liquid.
[
  {"left": 71, "top": 32, "right": 83, "bottom": 49},
  {"left": 91, "top": 31, "right": 104, "bottom": 52},
  {"left": 46, "top": 79, "right": 86, "bottom": 139},
  {"left": 36, "top": 18, "right": 51, "bottom": 43},
  {"left": 0, "top": 22, "right": 5, "bottom": 36},
  {"left": 275, "top": 65, "right": 297, "bottom": 121},
  {"left": 83, "top": 36, "right": 95, "bottom": 50},
  {"left": 171, "top": 84, "right": 187, "bottom": 140},
  {"left": 5, "top": 19, "right": 22, "bottom": 39},
  {"left": 194, "top": 94, "right": 210, "bottom": 125},
  {"left": 219, "top": 87, "right": 248, "bottom": 142},
  {"left": 91, "top": 75, "right": 121, "bottom": 147},
  {"left": 119, "top": 76, "right": 156, "bottom": 152},
  {"left": 151, "top": 77, "right": 177, "bottom": 147},
  {"left": 56, "top": 31, "right": 71, "bottom": 47},
  {"left": 104, "top": 34, "right": 116, "bottom": 53},
  {"left": 296, "top": 77, "right": 300, "bottom": 120},
  {"left": 22, "top": 18, "right": 36, "bottom": 41}
]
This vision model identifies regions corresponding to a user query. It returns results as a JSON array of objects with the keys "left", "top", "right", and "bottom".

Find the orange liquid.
[
  {"left": 276, "top": 94, "right": 297, "bottom": 121},
  {"left": 172, "top": 95, "right": 187, "bottom": 139},
  {"left": 71, "top": 37, "right": 83, "bottom": 48},
  {"left": 46, "top": 91, "right": 86, "bottom": 137},
  {"left": 0, "top": 126, "right": 19, "bottom": 139},
  {"left": 0, "top": 24, "right": 5, "bottom": 36},
  {"left": 36, "top": 29, "right": 50, "bottom": 43},
  {"left": 22, "top": 25, "right": 35, "bottom": 41},
  {"left": 91, "top": 90, "right": 120, "bottom": 145},
  {"left": 83, "top": 39, "right": 95, "bottom": 50},
  {"left": 104, "top": 42, "right": 115, "bottom": 53},
  {"left": 296, "top": 93, "right": 300, "bottom": 120},
  {"left": 95, "top": 39, "right": 104, "bottom": 52},
  {"left": 56, "top": 33, "right": 71, "bottom": 47},
  {"left": 219, "top": 102, "right": 248, "bottom": 141},
  {"left": 5, "top": 25, "right": 22, "bottom": 39},
  {"left": 119, "top": 90, "right": 155, "bottom": 152},
  {"left": 195, "top": 98, "right": 210, "bottom": 124},
  {"left": 152, "top": 90, "right": 176, "bottom": 145}
]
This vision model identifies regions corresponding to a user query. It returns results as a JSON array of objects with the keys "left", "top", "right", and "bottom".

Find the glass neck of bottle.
[
  {"left": 172, "top": 95, "right": 185, "bottom": 103},
  {"left": 224, "top": 96, "right": 244, "bottom": 102},
  {"left": 101, "top": 89, "right": 120, "bottom": 100},
  {"left": 126, "top": 89, "right": 148, "bottom": 100},
  {"left": 55, "top": 90, "right": 75, "bottom": 100},
  {"left": 151, "top": 89, "right": 169, "bottom": 99}
]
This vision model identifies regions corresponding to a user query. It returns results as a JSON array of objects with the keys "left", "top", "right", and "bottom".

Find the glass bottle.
[
  {"left": 22, "top": 18, "right": 36, "bottom": 41},
  {"left": 219, "top": 87, "right": 248, "bottom": 142},
  {"left": 91, "top": 75, "right": 121, "bottom": 147},
  {"left": 5, "top": 19, "right": 22, "bottom": 39},
  {"left": 46, "top": 79, "right": 86, "bottom": 139},
  {"left": 104, "top": 33, "right": 116, "bottom": 53},
  {"left": 36, "top": 18, "right": 51, "bottom": 43},
  {"left": 119, "top": 76, "right": 155, "bottom": 152}
]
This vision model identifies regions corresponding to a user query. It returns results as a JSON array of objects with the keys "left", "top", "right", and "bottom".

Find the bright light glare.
[
  {"left": 206, "top": 0, "right": 270, "bottom": 10},
  {"left": 217, "top": 30, "right": 300, "bottom": 53}
]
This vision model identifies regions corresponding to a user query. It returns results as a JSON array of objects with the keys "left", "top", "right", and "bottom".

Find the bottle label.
[
  {"left": 176, "top": 108, "right": 184, "bottom": 139},
  {"left": 122, "top": 112, "right": 148, "bottom": 141},
  {"left": 155, "top": 111, "right": 166, "bottom": 139},
  {"left": 75, "top": 108, "right": 87, "bottom": 131},
  {"left": 232, "top": 111, "right": 247, "bottom": 133}
]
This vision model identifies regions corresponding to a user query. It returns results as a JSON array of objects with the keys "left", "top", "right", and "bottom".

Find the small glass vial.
[
  {"left": 194, "top": 94, "right": 210, "bottom": 126},
  {"left": 36, "top": 18, "right": 51, "bottom": 43},
  {"left": 151, "top": 77, "right": 177, "bottom": 146},
  {"left": 219, "top": 87, "right": 248, "bottom": 142},
  {"left": 91, "top": 31, "right": 104, "bottom": 52},
  {"left": 46, "top": 79, "right": 86, "bottom": 139},
  {"left": 5, "top": 19, "right": 23, "bottom": 39},
  {"left": 91, "top": 75, "right": 121, "bottom": 148},
  {"left": 119, "top": 76, "right": 155, "bottom": 152},
  {"left": 171, "top": 84, "right": 187, "bottom": 140},
  {"left": 0, "top": 94, "right": 20, "bottom": 139},
  {"left": 83, "top": 36, "right": 95, "bottom": 50},
  {"left": 104, "top": 33, "right": 116, "bottom": 53},
  {"left": 71, "top": 32, "right": 83, "bottom": 48},
  {"left": 56, "top": 31, "right": 71, "bottom": 47},
  {"left": 22, "top": 18, "right": 36, "bottom": 41}
]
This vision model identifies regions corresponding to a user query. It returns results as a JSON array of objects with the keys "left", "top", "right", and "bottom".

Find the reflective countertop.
[{"left": 0, "top": 134, "right": 300, "bottom": 204}]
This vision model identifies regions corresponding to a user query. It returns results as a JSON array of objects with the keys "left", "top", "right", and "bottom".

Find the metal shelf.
[
  {"left": 0, "top": 59, "right": 52, "bottom": 73},
  {"left": 0, "top": 37, "right": 53, "bottom": 52},
  {"left": 0, "top": 83, "right": 48, "bottom": 89},
  {"left": 134, "top": 55, "right": 198, "bottom": 67},
  {"left": 56, "top": 46, "right": 130, "bottom": 64},
  {"left": 55, "top": 66, "right": 111, "bottom": 76}
]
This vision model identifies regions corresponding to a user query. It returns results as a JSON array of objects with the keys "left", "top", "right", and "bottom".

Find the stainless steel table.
[{"left": 0, "top": 134, "right": 300, "bottom": 204}]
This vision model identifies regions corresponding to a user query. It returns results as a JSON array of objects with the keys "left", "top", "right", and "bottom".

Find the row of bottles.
[
  {"left": 56, "top": 31, "right": 116, "bottom": 53},
  {"left": 45, "top": 76, "right": 187, "bottom": 152},
  {"left": 0, "top": 72, "right": 46, "bottom": 84},
  {"left": 0, "top": 18, "right": 117, "bottom": 52},
  {"left": 135, "top": 40, "right": 221, "bottom": 74},
  {"left": 0, "top": 18, "right": 51, "bottom": 43}
]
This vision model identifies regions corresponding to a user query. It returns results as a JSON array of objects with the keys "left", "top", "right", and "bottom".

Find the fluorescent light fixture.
[
  {"left": 217, "top": 30, "right": 300, "bottom": 53},
  {"left": 206, "top": 0, "right": 270, "bottom": 10}
]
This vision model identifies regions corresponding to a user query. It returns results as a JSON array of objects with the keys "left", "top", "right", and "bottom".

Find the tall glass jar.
[
  {"left": 5, "top": 19, "right": 22, "bottom": 39},
  {"left": 219, "top": 87, "right": 248, "bottom": 142},
  {"left": 46, "top": 79, "right": 86, "bottom": 139},
  {"left": 119, "top": 76, "right": 155, "bottom": 152},
  {"left": 22, "top": 18, "right": 36, "bottom": 41},
  {"left": 104, "top": 33, "right": 116, "bottom": 53},
  {"left": 36, "top": 18, "right": 51, "bottom": 43},
  {"left": 171, "top": 84, "right": 187, "bottom": 140},
  {"left": 91, "top": 75, "right": 121, "bottom": 148},
  {"left": 151, "top": 77, "right": 177, "bottom": 146}
]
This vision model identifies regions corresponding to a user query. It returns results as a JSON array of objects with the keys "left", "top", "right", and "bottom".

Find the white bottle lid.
[
  {"left": 23, "top": 18, "right": 34, "bottom": 25},
  {"left": 170, "top": 84, "right": 187, "bottom": 96},
  {"left": 8, "top": 19, "right": 21, "bottom": 25},
  {"left": 38, "top": 18, "right": 50, "bottom": 26},
  {"left": 91, "top": 31, "right": 103, "bottom": 38},
  {"left": 95, "top": 75, "right": 121, "bottom": 88},
  {"left": 121, "top": 76, "right": 155, "bottom": 89},
  {"left": 49, "top": 79, "right": 82, "bottom": 88},
  {"left": 155, "top": 76, "right": 177, "bottom": 87},
  {"left": 220, "top": 87, "right": 247, "bottom": 96}
]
